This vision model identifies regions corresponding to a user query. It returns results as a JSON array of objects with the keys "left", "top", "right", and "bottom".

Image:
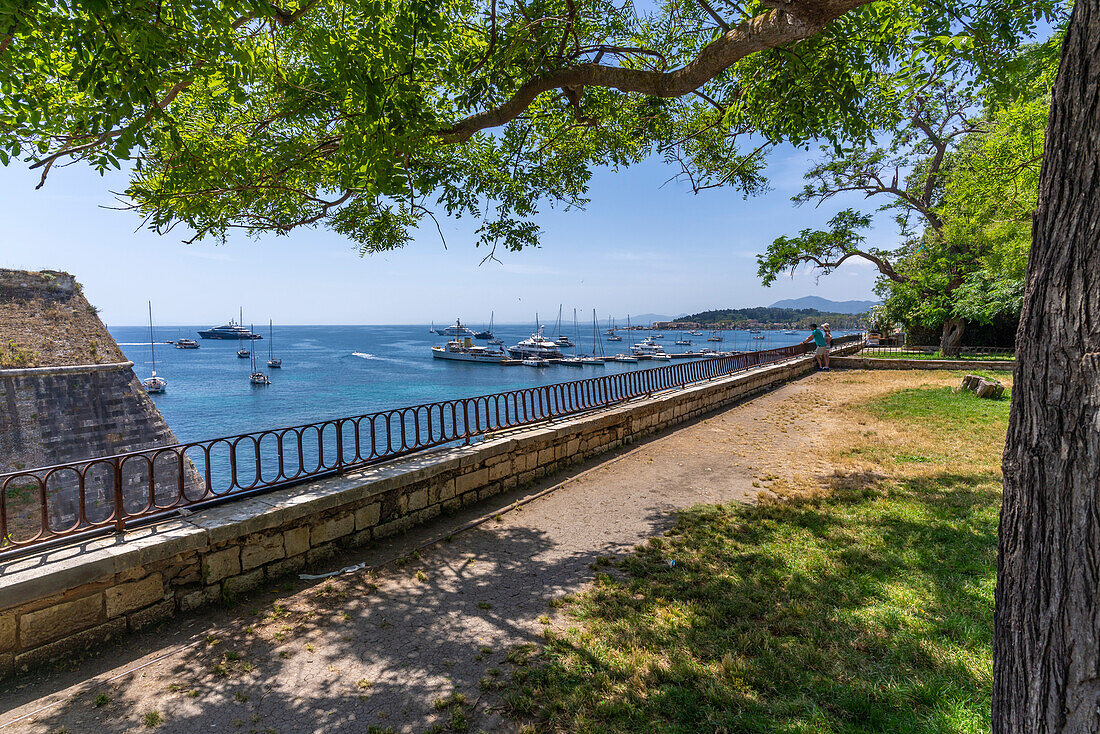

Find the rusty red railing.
[{"left": 0, "top": 336, "right": 859, "bottom": 558}]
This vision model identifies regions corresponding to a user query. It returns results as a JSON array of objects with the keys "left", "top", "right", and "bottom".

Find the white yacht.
[
  {"left": 631, "top": 337, "right": 667, "bottom": 357},
  {"left": 507, "top": 327, "right": 563, "bottom": 360},
  {"left": 432, "top": 336, "right": 506, "bottom": 363},
  {"left": 674, "top": 337, "right": 692, "bottom": 345},
  {"left": 439, "top": 319, "right": 477, "bottom": 337},
  {"left": 522, "top": 358, "right": 549, "bottom": 367}
]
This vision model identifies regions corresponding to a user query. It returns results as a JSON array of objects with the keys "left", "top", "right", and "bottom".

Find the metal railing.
[
  {"left": 0, "top": 336, "right": 860, "bottom": 558},
  {"left": 858, "top": 344, "right": 1015, "bottom": 360}
]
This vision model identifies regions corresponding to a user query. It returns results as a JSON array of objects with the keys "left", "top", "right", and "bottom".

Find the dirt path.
[{"left": 0, "top": 369, "right": 978, "bottom": 734}]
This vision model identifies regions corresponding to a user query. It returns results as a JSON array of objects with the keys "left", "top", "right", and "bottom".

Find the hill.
[
  {"left": 674, "top": 306, "right": 864, "bottom": 328},
  {"left": 768, "top": 296, "right": 877, "bottom": 314}
]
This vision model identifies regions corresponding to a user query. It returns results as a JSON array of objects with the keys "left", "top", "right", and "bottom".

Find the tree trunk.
[
  {"left": 993, "top": 2, "right": 1100, "bottom": 732},
  {"left": 939, "top": 317, "right": 965, "bottom": 357}
]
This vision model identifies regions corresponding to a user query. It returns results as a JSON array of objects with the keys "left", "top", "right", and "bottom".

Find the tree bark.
[
  {"left": 993, "top": 1, "right": 1100, "bottom": 731},
  {"left": 939, "top": 317, "right": 966, "bottom": 357}
]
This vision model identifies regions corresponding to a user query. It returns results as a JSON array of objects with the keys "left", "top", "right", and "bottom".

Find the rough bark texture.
[
  {"left": 940, "top": 317, "right": 966, "bottom": 357},
  {"left": 994, "top": 1, "right": 1100, "bottom": 731}
]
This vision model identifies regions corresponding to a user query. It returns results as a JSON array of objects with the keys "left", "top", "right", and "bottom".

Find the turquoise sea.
[{"left": 109, "top": 324, "right": 841, "bottom": 444}]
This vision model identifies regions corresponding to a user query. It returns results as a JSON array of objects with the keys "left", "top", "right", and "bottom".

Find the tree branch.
[{"left": 437, "top": 0, "right": 872, "bottom": 142}]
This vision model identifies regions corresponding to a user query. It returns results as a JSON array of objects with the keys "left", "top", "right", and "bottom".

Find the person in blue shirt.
[{"left": 802, "top": 323, "right": 830, "bottom": 370}]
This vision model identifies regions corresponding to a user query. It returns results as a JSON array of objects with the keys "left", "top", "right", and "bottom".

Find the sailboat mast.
[
  {"left": 269, "top": 320, "right": 273, "bottom": 359},
  {"left": 148, "top": 301, "right": 156, "bottom": 375},
  {"left": 573, "top": 308, "right": 578, "bottom": 356}
]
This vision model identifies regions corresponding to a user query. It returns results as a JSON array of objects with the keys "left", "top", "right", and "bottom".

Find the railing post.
[
  {"left": 335, "top": 419, "right": 345, "bottom": 474},
  {"left": 112, "top": 460, "right": 125, "bottom": 533}
]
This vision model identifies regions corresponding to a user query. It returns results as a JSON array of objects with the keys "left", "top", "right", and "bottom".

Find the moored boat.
[
  {"left": 142, "top": 302, "right": 167, "bottom": 394},
  {"left": 176, "top": 338, "right": 199, "bottom": 349},
  {"left": 508, "top": 320, "right": 563, "bottom": 360},
  {"left": 199, "top": 309, "right": 262, "bottom": 340},
  {"left": 432, "top": 331, "right": 506, "bottom": 363},
  {"left": 267, "top": 320, "right": 282, "bottom": 368}
]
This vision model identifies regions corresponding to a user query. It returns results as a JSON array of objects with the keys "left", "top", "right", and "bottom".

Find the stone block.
[
  {"left": 310, "top": 513, "right": 354, "bottom": 546},
  {"left": 283, "top": 526, "right": 310, "bottom": 556},
  {"left": 0, "top": 613, "right": 14, "bottom": 652},
  {"left": 222, "top": 569, "right": 264, "bottom": 598},
  {"left": 202, "top": 547, "right": 241, "bottom": 584},
  {"left": 128, "top": 599, "right": 175, "bottom": 631},
  {"left": 355, "top": 502, "right": 381, "bottom": 530},
  {"left": 0, "top": 652, "right": 13, "bottom": 679},
  {"left": 241, "top": 535, "right": 285, "bottom": 571},
  {"left": 266, "top": 554, "right": 306, "bottom": 580},
  {"left": 537, "top": 448, "right": 555, "bottom": 465},
  {"left": 178, "top": 585, "right": 220, "bottom": 612},
  {"left": 406, "top": 487, "right": 428, "bottom": 512},
  {"left": 20, "top": 593, "right": 103, "bottom": 648},
  {"left": 105, "top": 573, "right": 164, "bottom": 618},
  {"left": 488, "top": 460, "right": 513, "bottom": 482},
  {"left": 307, "top": 544, "right": 335, "bottom": 566},
  {"left": 455, "top": 467, "right": 489, "bottom": 494},
  {"left": 439, "top": 478, "right": 456, "bottom": 501},
  {"left": 15, "top": 618, "right": 126, "bottom": 671}
]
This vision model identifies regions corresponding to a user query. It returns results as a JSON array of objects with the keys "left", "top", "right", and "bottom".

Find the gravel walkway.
[{"left": 1, "top": 371, "right": 856, "bottom": 734}]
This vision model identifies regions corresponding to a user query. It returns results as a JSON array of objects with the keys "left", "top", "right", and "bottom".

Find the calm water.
[{"left": 110, "top": 324, "right": 832, "bottom": 444}]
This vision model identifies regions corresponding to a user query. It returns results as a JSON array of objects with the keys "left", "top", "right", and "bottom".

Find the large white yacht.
[
  {"left": 631, "top": 337, "right": 667, "bottom": 357},
  {"left": 507, "top": 327, "right": 563, "bottom": 360},
  {"left": 438, "top": 319, "right": 477, "bottom": 337}
]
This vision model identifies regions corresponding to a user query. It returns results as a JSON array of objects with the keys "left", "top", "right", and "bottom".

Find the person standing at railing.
[
  {"left": 822, "top": 323, "right": 833, "bottom": 370},
  {"left": 802, "top": 324, "right": 830, "bottom": 371}
]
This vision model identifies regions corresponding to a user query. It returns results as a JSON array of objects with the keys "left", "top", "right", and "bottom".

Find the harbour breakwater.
[{"left": 0, "top": 339, "right": 862, "bottom": 678}]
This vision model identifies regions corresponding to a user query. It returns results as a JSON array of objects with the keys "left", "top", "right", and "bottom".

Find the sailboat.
[
  {"left": 612, "top": 315, "right": 639, "bottom": 362},
  {"left": 236, "top": 307, "right": 251, "bottom": 358},
  {"left": 474, "top": 312, "right": 495, "bottom": 340},
  {"left": 249, "top": 324, "right": 271, "bottom": 384},
  {"left": 581, "top": 309, "right": 605, "bottom": 364},
  {"left": 606, "top": 316, "right": 622, "bottom": 341},
  {"left": 267, "top": 320, "right": 282, "bottom": 368},
  {"left": 142, "top": 302, "right": 167, "bottom": 394},
  {"left": 554, "top": 305, "right": 574, "bottom": 347},
  {"left": 557, "top": 309, "right": 585, "bottom": 365}
]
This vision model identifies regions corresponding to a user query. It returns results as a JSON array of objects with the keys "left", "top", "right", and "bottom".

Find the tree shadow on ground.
[{"left": 506, "top": 469, "right": 1003, "bottom": 734}]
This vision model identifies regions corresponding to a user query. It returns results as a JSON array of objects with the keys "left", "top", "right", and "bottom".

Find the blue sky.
[{"left": 0, "top": 143, "right": 889, "bottom": 326}]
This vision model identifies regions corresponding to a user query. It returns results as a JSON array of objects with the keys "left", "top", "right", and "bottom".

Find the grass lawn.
[
  {"left": 859, "top": 350, "right": 1014, "bottom": 362},
  {"left": 505, "top": 375, "right": 1011, "bottom": 733}
]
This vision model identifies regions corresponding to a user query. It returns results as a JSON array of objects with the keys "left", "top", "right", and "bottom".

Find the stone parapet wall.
[
  {"left": 0, "top": 343, "right": 861, "bottom": 678},
  {"left": 831, "top": 355, "right": 1015, "bottom": 371}
]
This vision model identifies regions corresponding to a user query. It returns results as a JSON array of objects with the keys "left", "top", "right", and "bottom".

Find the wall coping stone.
[
  {"left": 0, "top": 349, "right": 830, "bottom": 612},
  {"left": 0, "top": 361, "right": 135, "bottom": 378}
]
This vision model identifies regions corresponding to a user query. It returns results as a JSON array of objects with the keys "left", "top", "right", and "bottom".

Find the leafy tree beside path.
[{"left": 2, "top": 0, "right": 1096, "bottom": 730}]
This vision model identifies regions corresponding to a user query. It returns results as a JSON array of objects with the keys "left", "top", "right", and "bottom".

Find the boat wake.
[{"left": 350, "top": 351, "right": 398, "bottom": 362}]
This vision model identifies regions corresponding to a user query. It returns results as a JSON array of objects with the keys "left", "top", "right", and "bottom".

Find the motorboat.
[
  {"left": 611, "top": 354, "right": 638, "bottom": 363},
  {"left": 555, "top": 335, "right": 575, "bottom": 348},
  {"left": 652, "top": 353, "right": 671, "bottom": 361},
  {"left": 474, "top": 312, "right": 495, "bottom": 340},
  {"left": 674, "top": 338, "right": 692, "bottom": 346},
  {"left": 580, "top": 357, "right": 605, "bottom": 365},
  {"left": 651, "top": 333, "right": 664, "bottom": 339},
  {"left": 432, "top": 336, "right": 506, "bottom": 363},
  {"left": 522, "top": 358, "right": 549, "bottom": 367},
  {"left": 606, "top": 334, "right": 623, "bottom": 342},
  {"left": 631, "top": 337, "right": 667, "bottom": 357},
  {"left": 688, "top": 330, "right": 702, "bottom": 336},
  {"left": 176, "top": 338, "right": 199, "bottom": 349},
  {"left": 198, "top": 308, "right": 262, "bottom": 339},
  {"left": 556, "top": 357, "right": 585, "bottom": 366},
  {"left": 237, "top": 347, "right": 250, "bottom": 358},
  {"left": 439, "top": 319, "right": 476, "bottom": 337},
  {"left": 784, "top": 330, "right": 797, "bottom": 335},
  {"left": 508, "top": 324, "right": 563, "bottom": 360},
  {"left": 142, "top": 302, "right": 168, "bottom": 394}
]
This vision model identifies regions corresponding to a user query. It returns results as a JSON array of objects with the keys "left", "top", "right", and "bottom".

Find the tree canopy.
[
  {"left": 0, "top": 0, "right": 1063, "bottom": 253},
  {"left": 755, "top": 37, "right": 1058, "bottom": 349}
]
